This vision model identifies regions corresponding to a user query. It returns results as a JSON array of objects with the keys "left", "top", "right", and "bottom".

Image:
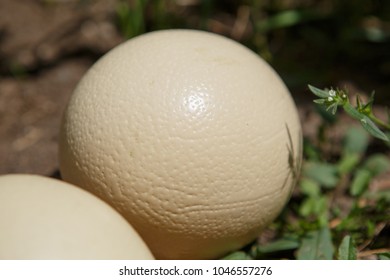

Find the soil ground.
[{"left": 0, "top": 0, "right": 122, "bottom": 176}]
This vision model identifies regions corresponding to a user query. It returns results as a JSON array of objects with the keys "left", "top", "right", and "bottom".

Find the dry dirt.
[{"left": 0, "top": 0, "right": 123, "bottom": 176}]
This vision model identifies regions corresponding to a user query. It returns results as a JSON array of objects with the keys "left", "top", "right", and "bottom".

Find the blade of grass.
[
  {"left": 297, "top": 226, "right": 334, "bottom": 260},
  {"left": 350, "top": 168, "right": 372, "bottom": 196},
  {"left": 337, "top": 235, "right": 357, "bottom": 260}
]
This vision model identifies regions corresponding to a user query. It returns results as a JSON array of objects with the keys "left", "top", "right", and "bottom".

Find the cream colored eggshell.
[
  {"left": 0, "top": 174, "right": 154, "bottom": 260},
  {"left": 59, "top": 29, "right": 302, "bottom": 259}
]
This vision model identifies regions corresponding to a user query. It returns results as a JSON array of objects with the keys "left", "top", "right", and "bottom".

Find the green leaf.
[
  {"left": 343, "top": 102, "right": 365, "bottom": 121},
  {"left": 221, "top": 251, "right": 252, "bottom": 260},
  {"left": 308, "top": 85, "right": 329, "bottom": 98},
  {"left": 258, "top": 10, "right": 323, "bottom": 32},
  {"left": 303, "top": 161, "right": 339, "bottom": 189},
  {"left": 299, "top": 197, "right": 317, "bottom": 217},
  {"left": 337, "top": 235, "right": 357, "bottom": 260},
  {"left": 342, "top": 126, "right": 369, "bottom": 155},
  {"left": 364, "top": 154, "right": 390, "bottom": 176},
  {"left": 342, "top": 102, "right": 389, "bottom": 141},
  {"left": 378, "top": 253, "right": 390, "bottom": 260},
  {"left": 338, "top": 125, "right": 369, "bottom": 176},
  {"left": 338, "top": 153, "right": 360, "bottom": 175},
  {"left": 361, "top": 91, "right": 375, "bottom": 114},
  {"left": 254, "top": 237, "right": 300, "bottom": 254},
  {"left": 326, "top": 103, "right": 338, "bottom": 115},
  {"left": 313, "top": 99, "right": 326, "bottom": 104},
  {"left": 386, "top": 132, "right": 390, "bottom": 148},
  {"left": 300, "top": 178, "right": 320, "bottom": 197},
  {"left": 299, "top": 196, "right": 328, "bottom": 223},
  {"left": 297, "top": 226, "right": 334, "bottom": 260},
  {"left": 350, "top": 168, "right": 372, "bottom": 196},
  {"left": 360, "top": 116, "right": 389, "bottom": 142}
]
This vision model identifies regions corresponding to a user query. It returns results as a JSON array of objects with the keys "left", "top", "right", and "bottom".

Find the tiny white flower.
[
  {"left": 329, "top": 89, "right": 336, "bottom": 97},
  {"left": 342, "top": 94, "right": 347, "bottom": 98},
  {"left": 328, "top": 97, "right": 333, "bottom": 102}
]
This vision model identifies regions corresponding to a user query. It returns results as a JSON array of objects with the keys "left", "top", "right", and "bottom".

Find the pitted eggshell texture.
[
  {"left": 59, "top": 29, "right": 302, "bottom": 259},
  {"left": 0, "top": 174, "right": 154, "bottom": 260}
]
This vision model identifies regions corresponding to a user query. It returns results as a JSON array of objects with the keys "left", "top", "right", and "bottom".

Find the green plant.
[
  {"left": 116, "top": 0, "right": 147, "bottom": 39},
  {"left": 308, "top": 85, "right": 390, "bottom": 142},
  {"left": 222, "top": 91, "right": 390, "bottom": 260}
]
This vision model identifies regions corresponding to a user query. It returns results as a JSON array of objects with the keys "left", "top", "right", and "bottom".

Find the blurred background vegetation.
[
  {"left": 2, "top": 0, "right": 390, "bottom": 100},
  {"left": 114, "top": 0, "right": 390, "bottom": 103}
]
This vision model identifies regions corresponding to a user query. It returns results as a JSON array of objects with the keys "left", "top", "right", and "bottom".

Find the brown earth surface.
[{"left": 0, "top": 0, "right": 123, "bottom": 176}]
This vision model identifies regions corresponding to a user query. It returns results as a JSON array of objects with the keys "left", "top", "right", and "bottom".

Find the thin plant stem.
[{"left": 369, "top": 114, "right": 390, "bottom": 130}]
